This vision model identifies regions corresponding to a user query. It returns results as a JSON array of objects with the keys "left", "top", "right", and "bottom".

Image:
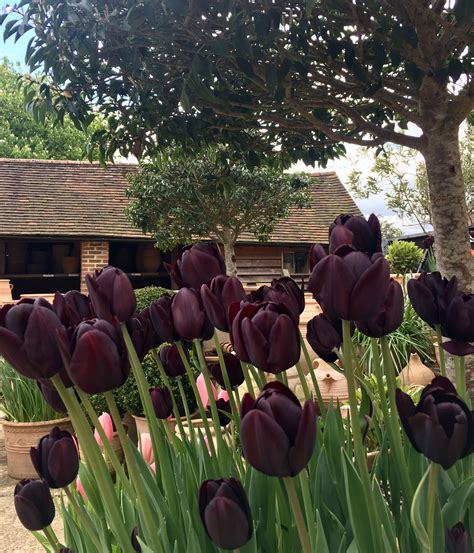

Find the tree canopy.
[
  {"left": 0, "top": 58, "right": 98, "bottom": 160},
  {"left": 126, "top": 147, "right": 310, "bottom": 274}
]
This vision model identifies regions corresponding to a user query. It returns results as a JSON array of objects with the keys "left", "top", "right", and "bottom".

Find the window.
[{"left": 282, "top": 251, "right": 308, "bottom": 274}]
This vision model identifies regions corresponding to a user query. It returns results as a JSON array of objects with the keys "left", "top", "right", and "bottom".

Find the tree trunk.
[
  {"left": 422, "top": 125, "right": 473, "bottom": 292},
  {"left": 222, "top": 239, "right": 238, "bottom": 276}
]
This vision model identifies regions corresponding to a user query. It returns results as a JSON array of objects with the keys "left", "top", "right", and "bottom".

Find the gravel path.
[{"left": 0, "top": 424, "right": 64, "bottom": 552}]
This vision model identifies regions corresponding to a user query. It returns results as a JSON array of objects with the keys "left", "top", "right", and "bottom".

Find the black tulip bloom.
[
  {"left": 441, "top": 294, "right": 474, "bottom": 356},
  {"left": 86, "top": 266, "right": 136, "bottom": 323},
  {"left": 329, "top": 213, "right": 382, "bottom": 256},
  {"left": 30, "top": 426, "right": 79, "bottom": 488},
  {"left": 445, "top": 522, "right": 469, "bottom": 553},
  {"left": 201, "top": 275, "right": 247, "bottom": 332},
  {"left": 422, "top": 236, "right": 435, "bottom": 250},
  {"left": 37, "top": 380, "right": 67, "bottom": 413},
  {"left": 58, "top": 319, "right": 129, "bottom": 394},
  {"left": 356, "top": 279, "right": 404, "bottom": 338},
  {"left": 229, "top": 302, "right": 300, "bottom": 374},
  {"left": 407, "top": 272, "right": 458, "bottom": 327},
  {"left": 396, "top": 376, "right": 474, "bottom": 469},
  {"left": 126, "top": 314, "right": 156, "bottom": 361},
  {"left": 240, "top": 382, "right": 316, "bottom": 477},
  {"left": 307, "top": 314, "right": 345, "bottom": 362},
  {"left": 172, "top": 288, "right": 214, "bottom": 341},
  {"left": 60, "top": 549, "right": 74, "bottom": 553},
  {"left": 150, "top": 387, "right": 173, "bottom": 419},
  {"left": 308, "top": 244, "right": 327, "bottom": 272},
  {"left": 209, "top": 353, "right": 244, "bottom": 389},
  {"left": 249, "top": 277, "right": 304, "bottom": 325},
  {"left": 131, "top": 527, "right": 142, "bottom": 552},
  {"left": 14, "top": 479, "right": 55, "bottom": 531},
  {"left": 0, "top": 299, "right": 65, "bottom": 380},
  {"left": 165, "top": 242, "right": 226, "bottom": 290},
  {"left": 215, "top": 395, "right": 232, "bottom": 427},
  {"left": 159, "top": 344, "right": 188, "bottom": 378},
  {"left": 308, "top": 251, "right": 391, "bottom": 322},
  {"left": 53, "top": 290, "right": 92, "bottom": 329},
  {"left": 198, "top": 478, "right": 253, "bottom": 550},
  {"left": 149, "top": 296, "right": 179, "bottom": 343}
]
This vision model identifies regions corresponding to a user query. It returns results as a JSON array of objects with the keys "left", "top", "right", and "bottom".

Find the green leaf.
[
  {"left": 315, "top": 509, "right": 330, "bottom": 553},
  {"left": 442, "top": 477, "right": 474, "bottom": 528}
]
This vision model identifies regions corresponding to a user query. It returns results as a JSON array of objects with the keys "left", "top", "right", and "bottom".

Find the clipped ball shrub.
[{"left": 386, "top": 240, "right": 424, "bottom": 275}]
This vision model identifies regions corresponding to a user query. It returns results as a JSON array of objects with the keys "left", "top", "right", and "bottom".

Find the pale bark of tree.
[{"left": 222, "top": 238, "right": 238, "bottom": 277}]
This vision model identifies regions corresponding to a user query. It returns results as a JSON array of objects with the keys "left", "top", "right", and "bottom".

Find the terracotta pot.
[
  {"left": 133, "top": 415, "right": 177, "bottom": 439},
  {"left": 298, "top": 294, "right": 322, "bottom": 372},
  {"left": 62, "top": 256, "right": 80, "bottom": 274},
  {"left": 2, "top": 416, "right": 73, "bottom": 479},
  {"left": 433, "top": 342, "right": 441, "bottom": 367},
  {"left": 367, "top": 450, "right": 379, "bottom": 471},
  {"left": 312, "top": 359, "right": 349, "bottom": 407},
  {"left": 122, "top": 412, "right": 138, "bottom": 446},
  {"left": 399, "top": 353, "right": 435, "bottom": 388}
]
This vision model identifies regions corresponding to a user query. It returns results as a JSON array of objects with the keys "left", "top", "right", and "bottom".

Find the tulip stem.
[
  {"left": 75, "top": 388, "right": 136, "bottom": 500},
  {"left": 176, "top": 376, "right": 197, "bottom": 447},
  {"left": 454, "top": 356, "right": 469, "bottom": 405},
  {"left": 64, "top": 486, "right": 104, "bottom": 551},
  {"left": 295, "top": 361, "right": 311, "bottom": 399},
  {"left": 43, "top": 525, "right": 60, "bottom": 552},
  {"left": 435, "top": 325, "right": 447, "bottom": 377},
  {"left": 282, "top": 477, "right": 311, "bottom": 553},
  {"left": 299, "top": 329, "right": 326, "bottom": 417},
  {"left": 240, "top": 362, "right": 255, "bottom": 398},
  {"left": 426, "top": 462, "right": 440, "bottom": 553},
  {"left": 212, "top": 333, "right": 239, "bottom": 421}
]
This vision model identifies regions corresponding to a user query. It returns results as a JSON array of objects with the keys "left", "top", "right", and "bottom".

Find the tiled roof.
[{"left": 0, "top": 158, "right": 361, "bottom": 244}]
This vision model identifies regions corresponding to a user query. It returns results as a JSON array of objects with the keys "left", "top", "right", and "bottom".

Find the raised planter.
[
  {"left": 2, "top": 416, "right": 73, "bottom": 479},
  {"left": 133, "top": 415, "right": 177, "bottom": 439}
]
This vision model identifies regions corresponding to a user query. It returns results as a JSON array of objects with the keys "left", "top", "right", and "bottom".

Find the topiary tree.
[
  {"left": 126, "top": 148, "right": 310, "bottom": 275},
  {"left": 2, "top": 1, "right": 473, "bottom": 289},
  {"left": 386, "top": 240, "right": 424, "bottom": 275}
]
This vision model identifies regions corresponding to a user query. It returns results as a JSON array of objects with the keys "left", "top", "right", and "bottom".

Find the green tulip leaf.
[
  {"left": 442, "top": 477, "right": 474, "bottom": 528},
  {"left": 315, "top": 509, "right": 330, "bottom": 553}
]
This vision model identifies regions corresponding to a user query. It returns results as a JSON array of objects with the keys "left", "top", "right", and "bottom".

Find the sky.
[{"left": 0, "top": 11, "right": 427, "bottom": 235}]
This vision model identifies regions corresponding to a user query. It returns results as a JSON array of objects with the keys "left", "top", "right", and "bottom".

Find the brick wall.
[{"left": 80, "top": 241, "right": 109, "bottom": 292}]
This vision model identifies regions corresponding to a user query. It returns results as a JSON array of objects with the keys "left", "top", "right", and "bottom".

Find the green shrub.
[
  {"left": 134, "top": 285, "right": 175, "bottom": 312},
  {"left": 386, "top": 240, "right": 424, "bottom": 275}
]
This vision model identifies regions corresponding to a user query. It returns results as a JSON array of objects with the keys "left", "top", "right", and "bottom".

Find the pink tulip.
[
  {"left": 149, "top": 462, "right": 156, "bottom": 473},
  {"left": 76, "top": 476, "right": 87, "bottom": 500},
  {"left": 196, "top": 373, "right": 217, "bottom": 408},
  {"left": 94, "top": 412, "right": 114, "bottom": 447},
  {"left": 218, "top": 389, "right": 229, "bottom": 402},
  {"left": 140, "top": 433, "right": 154, "bottom": 464},
  {"left": 203, "top": 435, "right": 212, "bottom": 455}
]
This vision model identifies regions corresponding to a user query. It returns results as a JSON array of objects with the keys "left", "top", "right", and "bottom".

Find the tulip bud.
[
  {"left": 14, "top": 479, "right": 55, "bottom": 531},
  {"left": 308, "top": 244, "right": 327, "bottom": 272},
  {"left": 229, "top": 302, "right": 300, "bottom": 374},
  {"left": 131, "top": 527, "right": 142, "bottom": 552},
  {"left": 140, "top": 433, "right": 154, "bottom": 464},
  {"left": 0, "top": 299, "right": 65, "bottom": 380},
  {"left": 308, "top": 251, "right": 390, "bottom": 322},
  {"left": 209, "top": 353, "right": 244, "bottom": 389},
  {"left": 441, "top": 294, "right": 474, "bottom": 356},
  {"left": 240, "top": 382, "right": 316, "bottom": 476},
  {"left": 248, "top": 277, "right": 304, "bottom": 324},
  {"left": 149, "top": 296, "right": 179, "bottom": 343},
  {"left": 197, "top": 373, "right": 218, "bottom": 408},
  {"left": 215, "top": 390, "right": 232, "bottom": 427},
  {"left": 355, "top": 279, "right": 404, "bottom": 338},
  {"left": 159, "top": 344, "right": 188, "bottom": 378},
  {"left": 165, "top": 242, "right": 226, "bottom": 290},
  {"left": 198, "top": 478, "right": 253, "bottom": 550},
  {"left": 53, "top": 290, "right": 92, "bottom": 329},
  {"left": 94, "top": 412, "right": 114, "bottom": 447},
  {"left": 329, "top": 213, "right": 382, "bottom": 256},
  {"left": 86, "top": 266, "right": 136, "bottom": 322},
  {"left": 126, "top": 314, "right": 156, "bottom": 361},
  {"left": 307, "top": 314, "right": 345, "bottom": 362},
  {"left": 61, "top": 319, "right": 130, "bottom": 395},
  {"left": 171, "top": 288, "right": 213, "bottom": 341},
  {"left": 201, "top": 275, "right": 246, "bottom": 332},
  {"left": 396, "top": 376, "right": 474, "bottom": 469},
  {"left": 37, "top": 380, "right": 67, "bottom": 413},
  {"left": 150, "top": 387, "right": 173, "bottom": 419},
  {"left": 445, "top": 522, "right": 469, "bottom": 553},
  {"left": 30, "top": 427, "right": 79, "bottom": 488},
  {"left": 76, "top": 476, "right": 87, "bottom": 500}
]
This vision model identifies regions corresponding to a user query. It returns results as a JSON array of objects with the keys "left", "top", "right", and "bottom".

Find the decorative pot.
[
  {"left": 312, "top": 360, "right": 349, "bottom": 407},
  {"left": 2, "top": 416, "right": 73, "bottom": 479},
  {"left": 133, "top": 415, "right": 177, "bottom": 439},
  {"left": 399, "top": 353, "right": 435, "bottom": 388},
  {"left": 298, "top": 294, "right": 323, "bottom": 372}
]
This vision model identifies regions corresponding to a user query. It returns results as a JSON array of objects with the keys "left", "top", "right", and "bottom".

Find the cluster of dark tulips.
[{"left": 1, "top": 215, "right": 473, "bottom": 552}]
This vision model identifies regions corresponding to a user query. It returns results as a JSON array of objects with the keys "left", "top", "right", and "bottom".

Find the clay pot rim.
[
  {"left": 133, "top": 413, "right": 198, "bottom": 423},
  {"left": 0, "top": 416, "right": 70, "bottom": 428}
]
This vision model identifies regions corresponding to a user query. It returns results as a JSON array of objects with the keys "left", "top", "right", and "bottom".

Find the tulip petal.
[
  {"left": 240, "top": 410, "right": 291, "bottom": 477},
  {"left": 204, "top": 497, "right": 251, "bottom": 550},
  {"left": 350, "top": 257, "right": 390, "bottom": 321},
  {"left": 241, "top": 318, "right": 270, "bottom": 371},
  {"left": 407, "top": 278, "right": 439, "bottom": 326},
  {"left": 0, "top": 327, "right": 37, "bottom": 378},
  {"left": 289, "top": 399, "right": 316, "bottom": 475},
  {"left": 441, "top": 341, "right": 474, "bottom": 356},
  {"left": 240, "top": 393, "right": 256, "bottom": 418},
  {"left": 266, "top": 314, "right": 300, "bottom": 373}
]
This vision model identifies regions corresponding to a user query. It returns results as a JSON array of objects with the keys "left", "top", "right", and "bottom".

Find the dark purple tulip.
[
  {"left": 422, "top": 235, "right": 435, "bottom": 250},
  {"left": 30, "top": 426, "right": 79, "bottom": 488},
  {"left": 159, "top": 344, "right": 187, "bottom": 378},
  {"left": 209, "top": 353, "right": 244, "bottom": 389},
  {"left": 445, "top": 522, "right": 469, "bottom": 553},
  {"left": 308, "top": 251, "right": 391, "bottom": 322},
  {"left": 229, "top": 302, "right": 300, "bottom": 374},
  {"left": 37, "top": 380, "right": 67, "bottom": 413},
  {"left": 201, "top": 275, "right": 247, "bottom": 332},
  {"left": 60, "top": 549, "right": 74, "bottom": 553},
  {"left": 53, "top": 290, "right": 92, "bottom": 329},
  {"left": 86, "top": 266, "right": 136, "bottom": 322},
  {"left": 14, "top": 479, "right": 55, "bottom": 531},
  {"left": 407, "top": 272, "right": 458, "bottom": 327},
  {"left": 149, "top": 296, "right": 179, "bottom": 343},
  {"left": 131, "top": 527, "right": 142, "bottom": 552},
  {"left": 441, "top": 294, "right": 474, "bottom": 356},
  {"left": 215, "top": 396, "right": 232, "bottom": 427},
  {"left": 249, "top": 277, "right": 304, "bottom": 324},
  {"left": 240, "top": 382, "right": 316, "bottom": 476},
  {"left": 171, "top": 288, "right": 214, "bottom": 341},
  {"left": 356, "top": 279, "right": 404, "bottom": 338},
  {"left": 396, "top": 376, "right": 474, "bottom": 469},
  {"left": 150, "top": 387, "right": 173, "bottom": 419},
  {"left": 198, "top": 478, "right": 253, "bottom": 550},
  {"left": 308, "top": 244, "right": 327, "bottom": 272},
  {"left": 165, "top": 242, "right": 226, "bottom": 290},
  {"left": 0, "top": 299, "right": 65, "bottom": 380},
  {"left": 307, "top": 314, "right": 345, "bottom": 362},
  {"left": 329, "top": 213, "right": 382, "bottom": 256},
  {"left": 126, "top": 314, "right": 156, "bottom": 361},
  {"left": 59, "top": 319, "right": 129, "bottom": 394}
]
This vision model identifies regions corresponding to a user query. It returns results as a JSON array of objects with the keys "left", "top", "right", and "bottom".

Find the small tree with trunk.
[
  {"left": 126, "top": 148, "right": 310, "bottom": 275},
  {"left": 2, "top": 1, "right": 473, "bottom": 288}
]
